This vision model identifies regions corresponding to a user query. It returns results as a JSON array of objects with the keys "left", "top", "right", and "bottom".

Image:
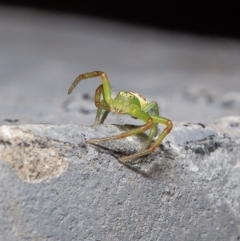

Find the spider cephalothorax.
[{"left": 68, "top": 71, "right": 172, "bottom": 163}]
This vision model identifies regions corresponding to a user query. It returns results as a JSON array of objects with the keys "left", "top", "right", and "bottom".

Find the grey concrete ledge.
[{"left": 0, "top": 116, "right": 240, "bottom": 240}]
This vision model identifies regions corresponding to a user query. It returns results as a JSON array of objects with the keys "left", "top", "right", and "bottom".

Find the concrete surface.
[
  {"left": 0, "top": 118, "right": 240, "bottom": 241},
  {"left": 0, "top": 5, "right": 240, "bottom": 241}
]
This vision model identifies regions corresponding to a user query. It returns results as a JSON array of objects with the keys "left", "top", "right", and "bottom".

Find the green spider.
[{"left": 68, "top": 71, "right": 173, "bottom": 163}]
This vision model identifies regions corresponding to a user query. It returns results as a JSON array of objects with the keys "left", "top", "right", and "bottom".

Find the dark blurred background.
[
  {"left": 0, "top": 1, "right": 239, "bottom": 39},
  {"left": 1, "top": 1, "right": 240, "bottom": 125}
]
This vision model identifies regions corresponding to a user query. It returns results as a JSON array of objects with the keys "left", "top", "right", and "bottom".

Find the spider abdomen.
[{"left": 110, "top": 92, "right": 146, "bottom": 114}]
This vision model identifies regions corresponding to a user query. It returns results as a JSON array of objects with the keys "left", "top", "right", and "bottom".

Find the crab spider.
[{"left": 68, "top": 71, "right": 172, "bottom": 163}]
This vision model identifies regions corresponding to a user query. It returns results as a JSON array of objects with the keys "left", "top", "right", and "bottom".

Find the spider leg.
[
  {"left": 94, "top": 107, "right": 110, "bottom": 125},
  {"left": 100, "top": 110, "right": 110, "bottom": 124},
  {"left": 140, "top": 101, "right": 160, "bottom": 151},
  {"left": 68, "top": 71, "right": 112, "bottom": 105},
  {"left": 94, "top": 84, "right": 110, "bottom": 125},
  {"left": 119, "top": 115, "right": 172, "bottom": 163},
  {"left": 87, "top": 109, "right": 154, "bottom": 149},
  {"left": 142, "top": 101, "right": 159, "bottom": 115}
]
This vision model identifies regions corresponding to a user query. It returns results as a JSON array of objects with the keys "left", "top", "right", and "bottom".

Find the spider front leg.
[
  {"left": 68, "top": 71, "right": 112, "bottom": 105},
  {"left": 68, "top": 71, "right": 113, "bottom": 124}
]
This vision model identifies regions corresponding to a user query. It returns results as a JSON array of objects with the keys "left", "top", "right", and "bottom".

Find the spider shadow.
[
  {"left": 89, "top": 124, "right": 176, "bottom": 178},
  {"left": 90, "top": 142, "right": 174, "bottom": 178},
  {"left": 113, "top": 123, "right": 149, "bottom": 136}
]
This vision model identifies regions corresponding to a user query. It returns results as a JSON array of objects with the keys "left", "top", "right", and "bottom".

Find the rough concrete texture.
[
  {"left": 0, "top": 117, "right": 240, "bottom": 241},
  {"left": 1, "top": 6, "right": 240, "bottom": 241}
]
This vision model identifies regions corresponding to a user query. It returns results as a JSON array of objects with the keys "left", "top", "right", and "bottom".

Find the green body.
[
  {"left": 111, "top": 92, "right": 144, "bottom": 115},
  {"left": 68, "top": 71, "right": 173, "bottom": 163}
]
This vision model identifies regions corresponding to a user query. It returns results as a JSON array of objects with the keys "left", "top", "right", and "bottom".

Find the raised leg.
[
  {"left": 68, "top": 71, "right": 112, "bottom": 104},
  {"left": 119, "top": 116, "right": 173, "bottom": 163}
]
